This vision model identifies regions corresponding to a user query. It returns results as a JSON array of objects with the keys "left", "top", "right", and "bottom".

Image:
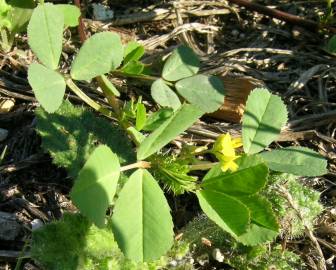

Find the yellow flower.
[{"left": 212, "top": 133, "right": 243, "bottom": 172}]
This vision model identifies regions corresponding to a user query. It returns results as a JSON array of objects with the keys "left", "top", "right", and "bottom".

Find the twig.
[
  {"left": 0, "top": 250, "right": 30, "bottom": 262},
  {"left": 288, "top": 110, "right": 336, "bottom": 128},
  {"left": 74, "top": 0, "right": 86, "bottom": 42},
  {"left": 226, "top": 0, "right": 336, "bottom": 33},
  {"left": 276, "top": 184, "right": 327, "bottom": 270},
  {"left": 105, "top": 8, "right": 231, "bottom": 26},
  {"left": 141, "top": 23, "right": 218, "bottom": 50},
  {"left": 317, "top": 237, "right": 336, "bottom": 255},
  {"left": 0, "top": 153, "right": 46, "bottom": 173}
]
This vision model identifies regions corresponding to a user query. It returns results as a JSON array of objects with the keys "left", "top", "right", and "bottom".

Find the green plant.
[
  {"left": 321, "top": 0, "right": 335, "bottom": 24},
  {"left": 0, "top": 0, "right": 80, "bottom": 52},
  {"left": 179, "top": 215, "right": 305, "bottom": 270},
  {"left": 266, "top": 173, "right": 323, "bottom": 238},
  {"left": 31, "top": 213, "right": 192, "bottom": 270},
  {"left": 25, "top": 2, "right": 328, "bottom": 267}
]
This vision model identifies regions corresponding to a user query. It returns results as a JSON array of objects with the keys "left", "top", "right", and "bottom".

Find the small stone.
[
  {"left": 0, "top": 128, "right": 8, "bottom": 142},
  {"left": 31, "top": 219, "right": 44, "bottom": 231},
  {"left": 92, "top": 3, "right": 114, "bottom": 21},
  {"left": 212, "top": 248, "right": 224, "bottom": 262},
  {"left": 239, "top": 33, "right": 246, "bottom": 39},
  {"left": 197, "top": 253, "right": 209, "bottom": 266},
  {"left": 0, "top": 99, "right": 15, "bottom": 113},
  {"left": 231, "top": 29, "right": 239, "bottom": 37},
  {"left": 169, "top": 260, "right": 178, "bottom": 267}
]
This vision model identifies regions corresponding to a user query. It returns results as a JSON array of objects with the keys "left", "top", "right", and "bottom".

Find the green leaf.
[
  {"left": 242, "top": 88, "right": 288, "bottom": 154},
  {"left": 56, "top": 4, "right": 80, "bottom": 27},
  {"left": 111, "top": 169, "right": 174, "bottom": 262},
  {"left": 137, "top": 104, "right": 203, "bottom": 160},
  {"left": 27, "top": 3, "right": 64, "bottom": 70},
  {"left": 28, "top": 63, "right": 65, "bottom": 113},
  {"left": 36, "top": 101, "right": 135, "bottom": 177},
  {"left": 123, "top": 41, "right": 145, "bottom": 64},
  {"left": 203, "top": 154, "right": 265, "bottom": 180},
  {"left": 175, "top": 75, "right": 225, "bottom": 113},
  {"left": 326, "top": 35, "right": 336, "bottom": 54},
  {"left": 70, "top": 145, "right": 120, "bottom": 228},
  {"left": 236, "top": 195, "right": 278, "bottom": 232},
  {"left": 7, "top": 0, "right": 35, "bottom": 33},
  {"left": 260, "top": 146, "right": 328, "bottom": 176},
  {"left": 162, "top": 46, "right": 200, "bottom": 81},
  {"left": 237, "top": 224, "right": 279, "bottom": 246},
  {"left": 143, "top": 108, "right": 173, "bottom": 131},
  {"left": 151, "top": 79, "right": 181, "bottom": 111},
  {"left": 120, "top": 60, "right": 144, "bottom": 75},
  {"left": 71, "top": 32, "right": 123, "bottom": 81},
  {"left": 202, "top": 163, "right": 268, "bottom": 196},
  {"left": 197, "top": 190, "right": 249, "bottom": 237},
  {"left": 136, "top": 103, "right": 147, "bottom": 131}
]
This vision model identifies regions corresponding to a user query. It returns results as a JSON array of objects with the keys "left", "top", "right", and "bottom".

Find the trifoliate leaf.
[
  {"left": 137, "top": 104, "right": 203, "bottom": 160},
  {"left": 162, "top": 46, "right": 200, "bottom": 81},
  {"left": 175, "top": 75, "right": 225, "bottom": 113},
  {"left": 260, "top": 146, "right": 327, "bottom": 176},
  {"left": 237, "top": 223, "right": 279, "bottom": 246},
  {"left": 151, "top": 79, "right": 181, "bottom": 111},
  {"left": 242, "top": 88, "right": 288, "bottom": 154},
  {"left": 7, "top": 0, "right": 35, "bottom": 33},
  {"left": 123, "top": 41, "right": 145, "bottom": 64},
  {"left": 111, "top": 169, "right": 174, "bottom": 262},
  {"left": 70, "top": 145, "right": 120, "bottom": 228},
  {"left": 27, "top": 3, "right": 64, "bottom": 70},
  {"left": 28, "top": 63, "right": 65, "bottom": 113},
  {"left": 202, "top": 163, "right": 269, "bottom": 196},
  {"left": 71, "top": 32, "right": 123, "bottom": 81},
  {"left": 197, "top": 190, "right": 250, "bottom": 237},
  {"left": 56, "top": 4, "right": 80, "bottom": 27}
]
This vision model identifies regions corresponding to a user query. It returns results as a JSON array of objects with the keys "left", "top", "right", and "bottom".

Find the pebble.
[
  {"left": 212, "top": 248, "right": 224, "bottom": 262},
  {"left": 31, "top": 219, "right": 44, "bottom": 231},
  {"left": 231, "top": 29, "right": 239, "bottom": 37},
  {"left": 239, "top": 33, "right": 246, "bottom": 39},
  {"left": 0, "top": 99, "right": 15, "bottom": 113},
  {"left": 0, "top": 128, "right": 8, "bottom": 142},
  {"left": 92, "top": 3, "right": 114, "bottom": 21}
]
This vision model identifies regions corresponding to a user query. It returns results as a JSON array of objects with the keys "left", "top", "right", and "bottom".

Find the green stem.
[
  {"left": 65, "top": 77, "right": 142, "bottom": 146},
  {"left": 113, "top": 71, "right": 174, "bottom": 87},
  {"left": 96, "top": 75, "right": 121, "bottom": 115},
  {"left": 65, "top": 77, "right": 115, "bottom": 119},
  {"left": 14, "top": 239, "right": 30, "bottom": 270},
  {"left": 120, "top": 161, "right": 151, "bottom": 172},
  {"left": 189, "top": 162, "right": 219, "bottom": 171}
]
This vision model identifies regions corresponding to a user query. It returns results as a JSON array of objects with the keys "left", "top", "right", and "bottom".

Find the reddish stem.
[
  {"left": 227, "top": 0, "right": 336, "bottom": 32},
  {"left": 74, "top": 0, "right": 87, "bottom": 42}
]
